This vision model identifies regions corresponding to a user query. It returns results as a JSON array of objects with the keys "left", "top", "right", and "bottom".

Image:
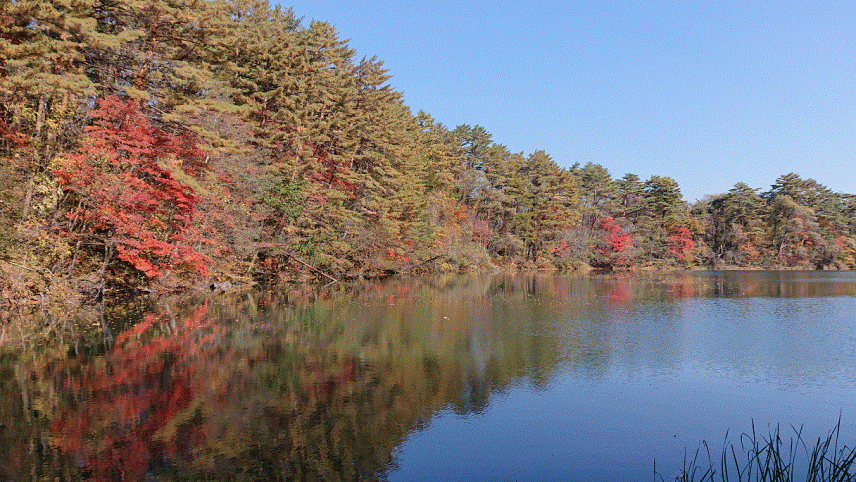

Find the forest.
[{"left": 2, "top": 0, "right": 855, "bottom": 310}]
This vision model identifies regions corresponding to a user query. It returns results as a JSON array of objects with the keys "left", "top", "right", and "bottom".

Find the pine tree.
[
  {"left": 522, "top": 150, "right": 579, "bottom": 259},
  {"left": 643, "top": 176, "right": 684, "bottom": 226},
  {"left": 573, "top": 162, "right": 615, "bottom": 230},
  {"left": 768, "top": 195, "right": 825, "bottom": 267},
  {"left": 707, "top": 183, "right": 768, "bottom": 264},
  {"left": 409, "top": 112, "right": 463, "bottom": 260},
  {"left": 0, "top": 0, "right": 111, "bottom": 219},
  {"left": 414, "top": 112, "right": 462, "bottom": 196},
  {"left": 766, "top": 173, "right": 844, "bottom": 267},
  {"left": 88, "top": 0, "right": 224, "bottom": 108},
  {"left": 614, "top": 173, "right": 645, "bottom": 222},
  {"left": 632, "top": 175, "right": 688, "bottom": 263},
  {"left": 450, "top": 124, "right": 493, "bottom": 207},
  {"left": 483, "top": 148, "right": 530, "bottom": 259}
]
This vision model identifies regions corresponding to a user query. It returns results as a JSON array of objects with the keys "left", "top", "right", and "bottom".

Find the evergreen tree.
[
  {"left": 644, "top": 176, "right": 684, "bottom": 225},
  {"left": 414, "top": 112, "right": 462, "bottom": 196},
  {"left": 0, "top": 0, "right": 111, "bottom": 219},
  {"left": 768, "top": 195, "right": 826, "bottom": 267},
  {"left": 573, "top": 162, "right": 614, "bottom": 230},
  {"left": 708, "top": 183, "right": 767, "bottom": 264},
  {"left": 449, "top": 124, "right": 493, "bottom": 206},
  {"left": 633, "top": 176, "right": 688, "bottom": 263},
  {"left": 614, "top": 173, "right": 645, "bottom": 222},
  {"left": 522, "top": 150, "right": 579, "bottom": 259}
]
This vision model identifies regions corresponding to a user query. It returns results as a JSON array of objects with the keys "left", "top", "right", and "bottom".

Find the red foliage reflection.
[{"left": 50, "top": 302, "right": 214, "bottom": 481}]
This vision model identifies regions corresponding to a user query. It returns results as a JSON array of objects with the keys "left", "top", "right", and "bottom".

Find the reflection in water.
[{"left": 0, "top": 271, "right": 854, "bottom": 480}]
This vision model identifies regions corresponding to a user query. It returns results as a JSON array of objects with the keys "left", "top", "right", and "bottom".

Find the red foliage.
[
  {"left": 551, "top": 238, "right": 570, "bottom": 258},
  {"left": 0, "top": 118, "right": 27, "bottom": 146},
  {"left": 597, "top": 218, "right": 633, "bottom": 254},
  {"left": 667, "top": 227, "right": 696, "bottom": 259},
  {"left": 55, "top": 96, "right": 211, "bottom": 278},
  {"left": 595, "top": 218, "right": 633, "bottom": 266},
  {"left": 471, "top": 219, "right": 492, "bottom": 246},
  {"left": 383, "top": 247, "right": 410, "bottom": 263},
  {"left": 313, "top": 144, "right": 356, "bottom": 194}
]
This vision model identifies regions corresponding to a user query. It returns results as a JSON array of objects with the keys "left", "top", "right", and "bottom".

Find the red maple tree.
[
  {"left": 667, "top": 226, "right": 696, "bottom": 260},
  {"left": 55, "top": 96, "right": 211, "bottom": 278},
  {"left": 595, "top": 217, "right": 633, "bottom": 266}
]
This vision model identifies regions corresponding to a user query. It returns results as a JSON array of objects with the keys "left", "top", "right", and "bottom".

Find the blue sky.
[{"left": 281, "top": 1, "right": 855, "bottom": 202}]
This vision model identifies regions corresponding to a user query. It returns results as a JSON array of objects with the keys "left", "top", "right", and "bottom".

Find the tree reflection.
[
  {"left": 2, "top": 272, "right": 855, "bottom": 480},
  {"left": 1, "top": 276, "right": 568, "bottom": 480}
]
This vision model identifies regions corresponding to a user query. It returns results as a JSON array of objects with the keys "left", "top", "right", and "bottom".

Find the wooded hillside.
[{"left": 2, "top": 0, "right": 854, "bottom": 307}]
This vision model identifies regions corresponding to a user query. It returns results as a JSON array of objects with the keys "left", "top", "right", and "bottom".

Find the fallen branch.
[
  {"left": 253, "top": 243, "right": 339, "bottom": 283},
  {"left": 285, "top": 252, "right": 338, "bottom": 283},
  {"left": 7, "top": 262, "right": 41, "bottom": 274},
  {"left": 408, "top": 255, "right": 442, "bottom": 273}
]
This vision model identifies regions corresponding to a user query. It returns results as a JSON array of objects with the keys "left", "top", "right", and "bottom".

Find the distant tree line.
[{"left": 1, "top": 0, "right": 854, "bottom": 304}]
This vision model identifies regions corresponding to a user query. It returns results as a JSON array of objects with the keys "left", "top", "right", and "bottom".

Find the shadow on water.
[{"left": 0, "top": 271, "right": 854, "bottom": 480}]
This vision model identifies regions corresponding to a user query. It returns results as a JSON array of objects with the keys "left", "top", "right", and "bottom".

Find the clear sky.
[{"left": 281, "top": 1, "right": 855, "bottom": 202}]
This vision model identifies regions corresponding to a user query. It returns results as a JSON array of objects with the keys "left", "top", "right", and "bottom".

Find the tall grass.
[{"left": 656, "top": 420, "right": 856, "bottom": 482}]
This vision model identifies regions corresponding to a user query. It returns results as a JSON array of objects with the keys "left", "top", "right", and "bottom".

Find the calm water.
[{"left": 1, "top": 271, "right": 855, "bottom": 481}]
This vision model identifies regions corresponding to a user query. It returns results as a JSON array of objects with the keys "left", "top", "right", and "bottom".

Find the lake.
[{"left": 1, "top": 271, "right": 854, "bottom": 481}]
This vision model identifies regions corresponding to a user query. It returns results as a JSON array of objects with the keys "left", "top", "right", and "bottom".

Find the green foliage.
[
  {"left": 573, "top": 161, "right": 615, "bottom": 230},
  {"left": 644, "top": 175, "right": 685, "bottom": 227},
  {"left": 291, "top": 233, "right": 325, "bottom": 260},
  {"left": 705, "top": 183, "right": 769, "bottom": 265},
  {"left": 264, "top": 175, "right": 306, "bottom": 223}
]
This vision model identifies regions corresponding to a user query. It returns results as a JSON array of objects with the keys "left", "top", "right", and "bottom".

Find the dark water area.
[{"left": 1, "top": 271, "right": 855, "bottom": 481}]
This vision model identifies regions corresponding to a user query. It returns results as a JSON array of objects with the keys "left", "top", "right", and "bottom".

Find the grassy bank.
[{"left": 658, "top": 421, "right": 856, "bottom": 482}]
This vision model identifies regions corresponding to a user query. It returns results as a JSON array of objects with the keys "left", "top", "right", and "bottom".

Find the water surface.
[{"left": 1, "top": 271, "right": 854, "bottom": 480}]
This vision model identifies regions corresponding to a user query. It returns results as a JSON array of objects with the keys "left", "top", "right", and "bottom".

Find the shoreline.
[{"left": 2, "top": 261, "right": 852, "bottom": 320}]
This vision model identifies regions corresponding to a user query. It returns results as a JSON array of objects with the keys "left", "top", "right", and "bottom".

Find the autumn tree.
[
  {"left": 591, "top": 217, "right": 633, "bottom": 268},
  {"left": 4, "top": 0, "right": 856, "bottom": 292},
  {"left": 54, "top": 97, "right": 211, "bottom": 287}
]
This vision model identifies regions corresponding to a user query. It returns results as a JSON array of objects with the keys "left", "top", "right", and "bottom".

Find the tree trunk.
[
  {"left": 20, "top": 176, "right": 34, "bottom": 219},
  {"left": 34, "top": 95, "right": 46, "bottom": 140}
]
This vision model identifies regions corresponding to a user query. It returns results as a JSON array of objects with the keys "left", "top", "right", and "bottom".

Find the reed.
[{"left": 656, "top": 420, "right": 856, "bottom": 482}]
